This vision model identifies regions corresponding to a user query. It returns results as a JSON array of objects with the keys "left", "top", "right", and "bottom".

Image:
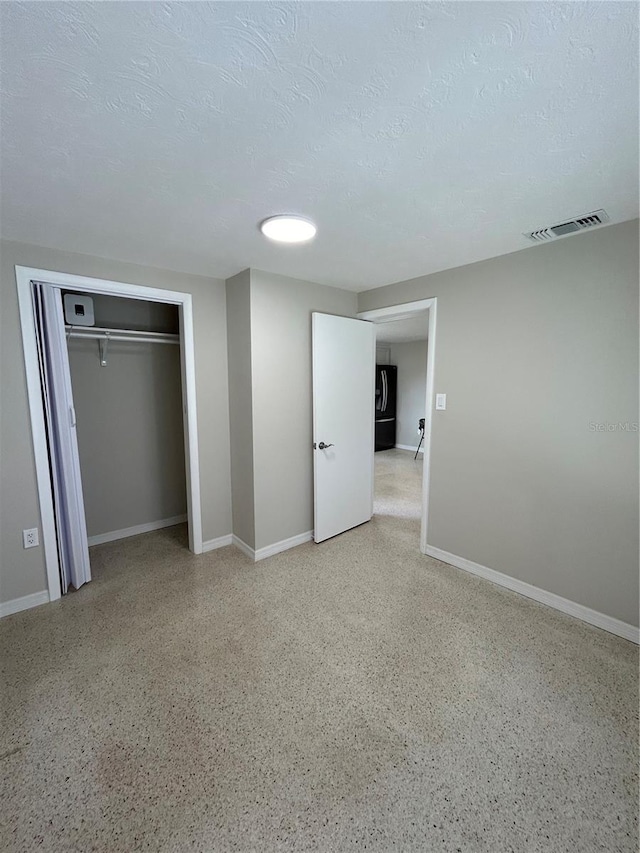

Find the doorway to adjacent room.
[{"left": 357, "top": 300, "right": 436, "bottom": 553}]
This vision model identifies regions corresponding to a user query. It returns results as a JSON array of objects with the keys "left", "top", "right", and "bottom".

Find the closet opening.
[
  {"left": 16, "top": 267, "right": 203, "bottom": 604},
  {"left": 66, "top": 292, "right": 188, "bottom": 559}
]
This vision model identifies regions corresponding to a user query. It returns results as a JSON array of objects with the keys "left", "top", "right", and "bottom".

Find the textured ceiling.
[
  {"left": 1, "top": 2, "right": 638, "bottom": 291},
  {"left": 375, "top": 313, "right": 429, "bottom": 345}
]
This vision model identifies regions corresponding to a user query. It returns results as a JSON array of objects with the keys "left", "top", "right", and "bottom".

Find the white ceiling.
[
  {"left": 1, "top": 2, "right": 637, "bottom": 291},
  {"left": 375, "top": 313, "right": 429, "bottom": 345}
]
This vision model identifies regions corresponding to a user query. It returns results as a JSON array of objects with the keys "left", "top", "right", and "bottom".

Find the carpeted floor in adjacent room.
[{"left": 1, "top": 449, "right": 637, "bottom": 852}]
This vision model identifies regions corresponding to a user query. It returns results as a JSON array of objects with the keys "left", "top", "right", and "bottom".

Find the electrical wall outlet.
[{"left": 23, "top": 528, "right": 39, "bottom": 549}]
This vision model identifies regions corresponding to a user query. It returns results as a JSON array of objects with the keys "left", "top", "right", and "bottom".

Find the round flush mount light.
[{"left": 260, "top": 215, "right": 317, "bottom": 243}]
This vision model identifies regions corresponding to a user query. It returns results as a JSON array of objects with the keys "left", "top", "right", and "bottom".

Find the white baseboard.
[
  {"left": 395, "top": 444, "right": 423, "bottom": 454},
  {"left": 87, "top": 515, "right": 187, "bottom": 546},
  {"left": 232, "top": 530, "right": 314, "bottom": 562},
  {"left": 424, "top": 544, "right": 639, "bottom": 644},
  {"left": 0, "top": 590, "right": 50, "bottom": 618},
  {"left": 255, "top": 530, "right": 314, "bottom": 561},
  {"left": 232, "top": 535, "right": 256, "bottom": 560},
  {"left": 202, "top": 533, "right": 233, "bottom": 552}
]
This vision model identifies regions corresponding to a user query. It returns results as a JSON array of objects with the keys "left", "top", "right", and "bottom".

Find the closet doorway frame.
[{"left": 16, "top": 265, "right": 203, "bottom": 603}]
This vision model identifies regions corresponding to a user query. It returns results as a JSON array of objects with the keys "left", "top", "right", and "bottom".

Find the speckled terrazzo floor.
[
  {"left": 373, "top": 447, "right": 423, "bottom": 522},
  {"left": 1, "top": 450, "right": 638, "bottom": 852}
]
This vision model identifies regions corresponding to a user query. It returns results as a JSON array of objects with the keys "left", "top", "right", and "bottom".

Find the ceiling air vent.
[{"left": 525, "top": 209, "right": 610, "bottom": 243}]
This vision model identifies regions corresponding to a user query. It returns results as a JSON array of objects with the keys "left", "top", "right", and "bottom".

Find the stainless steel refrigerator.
[{"left": 375, "top": 364, "right": 397, "bottom": 451}]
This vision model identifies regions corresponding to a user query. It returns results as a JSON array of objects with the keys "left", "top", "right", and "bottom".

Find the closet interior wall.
[{"left": 66, "top": 293, "right": 187, "bottom": 543}]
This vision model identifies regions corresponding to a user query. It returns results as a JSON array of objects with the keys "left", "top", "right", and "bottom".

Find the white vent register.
[{"left": 525, "top": 209, "right": 609, "bottom": 243}]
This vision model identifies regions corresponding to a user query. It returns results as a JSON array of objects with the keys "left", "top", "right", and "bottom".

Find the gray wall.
[
  {"left": 67, "top": 296, "right": 187, "bottom": 537},
  {"left": 376, "top": 345, "right": 391, "bottom": 365},
  {"left": 249, "top": 270, "right": 357, "bottom": 551},
  {"left": 358, "top": 220, "right": 639, "bottom": 627},
  {"left": 72, "top": 293, "right": 180, "bottom": 334},
  {"left": 226, "top": 270, "right": 255, "bottom": 549},
  {"left": 0, "top": 239, "right": 232, "bottom": 604},
  {"left": 389, "top": 340, "right": 428, "bottom": 450}
]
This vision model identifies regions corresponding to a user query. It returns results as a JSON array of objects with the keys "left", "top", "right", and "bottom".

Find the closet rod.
[
  {"left": 65, "top": 325, "right": 180, "bottom": 345},
  {"left": 65, "top": 325, "right": 179, "bottom": 366}
]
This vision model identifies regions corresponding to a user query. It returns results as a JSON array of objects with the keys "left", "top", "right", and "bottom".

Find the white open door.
[{"left": 312, "top": 313, "right": 375, "bottom": 543}]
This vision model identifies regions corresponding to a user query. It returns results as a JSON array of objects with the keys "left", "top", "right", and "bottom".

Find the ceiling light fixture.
[{"left": 260, "top": 215, "right": 317, "bottom": 243}]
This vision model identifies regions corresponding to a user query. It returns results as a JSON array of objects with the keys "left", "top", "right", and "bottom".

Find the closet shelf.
[{"left": 65, "top": 325, "right": 179, "bottom": 367}]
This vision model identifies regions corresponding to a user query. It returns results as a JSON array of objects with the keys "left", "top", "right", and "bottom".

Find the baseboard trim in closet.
[
  {"left": 395, "top": 444, "right": 424, "bottom": 453},
  {"left": 87, "top": 515, "right": 188, "bottom": 547},
  {"left": 1, "top": 590, "right": 50, "bottom": 618},
  {"left": 202, "top": 534, "right": 233, "bottom": 552}
]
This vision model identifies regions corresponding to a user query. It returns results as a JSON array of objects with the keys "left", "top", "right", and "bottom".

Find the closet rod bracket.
[{"left": 99, "top": 332, "right": 110, "bottom": 367}]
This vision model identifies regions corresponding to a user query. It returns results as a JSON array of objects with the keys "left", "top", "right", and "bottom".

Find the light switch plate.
[{"left": 435, "top": 393, "right": 447, "bottom": 410}]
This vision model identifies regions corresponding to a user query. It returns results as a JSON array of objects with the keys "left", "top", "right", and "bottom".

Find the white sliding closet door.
[{"left": 33, "top": 283, "right": 91, "bottom": 592}]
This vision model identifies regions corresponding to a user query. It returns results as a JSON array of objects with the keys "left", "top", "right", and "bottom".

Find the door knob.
[{"left": 318, "top": 442, "right": 334, "bottom": 450}]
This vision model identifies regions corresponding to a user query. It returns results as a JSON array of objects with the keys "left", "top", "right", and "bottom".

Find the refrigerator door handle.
[{"left": 382, "top": 370, "right": 387, "bottom": 412}]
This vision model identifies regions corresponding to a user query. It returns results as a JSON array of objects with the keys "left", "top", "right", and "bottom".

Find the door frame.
[
  {"left": 357, "top": 298, "right": 437, "bottom": 554},
  {"left": 16, "top": 265, "right": 203, "bottom": 603}
]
